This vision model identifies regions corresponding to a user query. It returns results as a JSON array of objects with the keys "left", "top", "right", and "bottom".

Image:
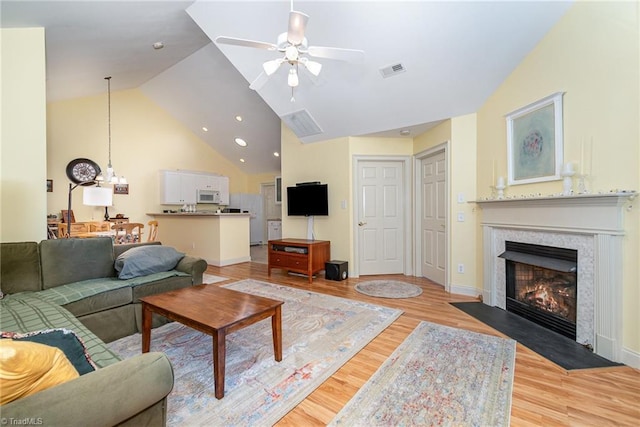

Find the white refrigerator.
[{"left": 229, "top": 193, "right": 264, "bottom": 245}]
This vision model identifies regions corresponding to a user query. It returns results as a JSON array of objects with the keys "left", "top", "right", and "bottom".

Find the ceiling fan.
[{"left": 215, "top": 1, "right": 364, "bottom": 96}]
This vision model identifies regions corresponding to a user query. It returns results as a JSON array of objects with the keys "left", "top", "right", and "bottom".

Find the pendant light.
[{"left": 97, "top": 76, "right": 126, "bottom": 185}]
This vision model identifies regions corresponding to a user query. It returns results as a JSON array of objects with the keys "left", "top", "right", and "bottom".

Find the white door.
[
  {"left": 357, "top": 160, "right": 404, "bottom": 275},
  {"left": 421, "top": 151, "right": 446, "bottom": 285}
]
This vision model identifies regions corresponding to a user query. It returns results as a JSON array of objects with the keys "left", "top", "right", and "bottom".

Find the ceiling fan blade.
[
  {"left": 287, "top": 11, "right": 309, "bottom": 45},
  {"left": 215, "top": 36, "right": 277, "bottom": 51},
  {"left": 307, "top": 46, "right": 365, "bottom": 63},
  {"left": 249, "top": 72, "right": 270, "bottom": 91}
]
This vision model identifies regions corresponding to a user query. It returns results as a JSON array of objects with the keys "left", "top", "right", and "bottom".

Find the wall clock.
[{"left": 66, "top": 158, "right": 101, "bottom": 185}]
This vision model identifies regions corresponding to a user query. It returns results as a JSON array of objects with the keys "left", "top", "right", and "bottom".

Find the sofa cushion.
[
  {"left": 0, "top": 242, "right": 41, "bottom": 294},
  {"left": 0, "top": 339, "right": 79, "bottom": 404},
  {"left": 1, "top": 329, "right": 97, "bottom": 375},
  {"left": 40, "top": 238, "right": 116, "bottom": 289},
  {"left": 0, "top": 293, "right": 120, "bottom": 368},
  {"left": 115, "top": 246, "right": 184, "bottom": 280}
]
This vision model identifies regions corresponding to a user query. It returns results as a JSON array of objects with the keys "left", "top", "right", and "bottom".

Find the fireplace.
[
  {"left": 477, "top": 193, "right": 634, "bottom": 363},
  {"left": 500, "top": 241, "right": 577, "bottom": 340}
]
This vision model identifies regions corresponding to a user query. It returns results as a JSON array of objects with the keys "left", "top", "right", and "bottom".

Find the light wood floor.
[{"left": 205, "top": 261, "right": 640, "bottom": 426}]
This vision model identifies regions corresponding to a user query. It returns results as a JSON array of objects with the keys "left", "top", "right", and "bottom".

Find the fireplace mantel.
[
  {"left": 476, "top": 192, "right": 636, "bottom": 362},
  {"left": 476, "top": 192, "right": 636, "bottom": 234}
]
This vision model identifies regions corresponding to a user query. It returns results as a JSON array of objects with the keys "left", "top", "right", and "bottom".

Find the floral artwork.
[{"left": 507, "top": 92, "right": 564, "bottom": 185}]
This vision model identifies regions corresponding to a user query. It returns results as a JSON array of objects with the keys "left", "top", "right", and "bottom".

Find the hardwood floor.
[{"left": 205, "top": 261, "right": 640, "bottom": 426}]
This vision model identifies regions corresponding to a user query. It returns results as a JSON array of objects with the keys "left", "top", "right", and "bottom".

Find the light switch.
[
  {"left": 457, "top": 193, "right": 465, "bottom": 203},
  {"left": 457, "top": 212, "right": 465, "bottom": 222}
]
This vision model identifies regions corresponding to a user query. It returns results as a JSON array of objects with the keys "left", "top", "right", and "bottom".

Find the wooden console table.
[{"left": 268, "top": 239, "right": 330, "bottom": 283}]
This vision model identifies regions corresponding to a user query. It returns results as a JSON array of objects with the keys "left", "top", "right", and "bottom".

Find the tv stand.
[{"left": 268, "top": 239, "right": 330, "bottom": 284}]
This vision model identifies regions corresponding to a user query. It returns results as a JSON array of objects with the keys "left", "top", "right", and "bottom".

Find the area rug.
[
  {"left": 451, "top": 302, "right": 623, "bottom": 370},
  {"left": 329, "top": 321, "right": 516, "bottom": 427},
  {"left": 202, "top": 273, "right": 228, "bottom": 284},
  {"left": 108, "top": 279, "right": 402, "bottom": 426},
  {"left": 355, "top": 280, "right": 423, "bottom": 298}
]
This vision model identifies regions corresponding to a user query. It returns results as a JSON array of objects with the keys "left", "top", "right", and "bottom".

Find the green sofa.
[{"left": 0, "top": 237, "right": 208, "bottom": 426}]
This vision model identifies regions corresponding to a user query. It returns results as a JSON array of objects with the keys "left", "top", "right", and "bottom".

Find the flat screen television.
[{"left": 287, "top": 184, "right": 328, "bottom": 216}]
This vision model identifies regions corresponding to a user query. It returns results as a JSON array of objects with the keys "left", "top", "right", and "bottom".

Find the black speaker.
[{"left": 325, "top": 260, "right": 348, "bottom": 281}]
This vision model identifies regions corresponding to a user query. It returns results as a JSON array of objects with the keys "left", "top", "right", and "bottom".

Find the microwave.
[{"left": 196, "top": 189, "right": 221, "bottom": 204}]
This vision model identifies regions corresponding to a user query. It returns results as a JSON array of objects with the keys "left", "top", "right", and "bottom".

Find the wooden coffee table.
[{"left": 140, "top": 284, "right": 284, "bottom": 399}]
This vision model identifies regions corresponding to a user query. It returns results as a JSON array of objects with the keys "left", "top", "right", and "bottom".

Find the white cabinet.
[
  {"left": 268, "top": 220, "right": 282, "bottom": 241},
  {"left": 218, "top": 176, "right": 229, "bottom": 205},
  {"left": 160, "top": 170, "right": 230, "bottom": 205},
  {"left": 160, "top": 171, "right": 196, "bottom": 204}
]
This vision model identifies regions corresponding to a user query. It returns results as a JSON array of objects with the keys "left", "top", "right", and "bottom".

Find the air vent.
[
  {"left": 281, "top": 109, "right": 323, "bottom": 139},
  {"left": 379, "top": 63, "right": 406, "bottom": 78}
]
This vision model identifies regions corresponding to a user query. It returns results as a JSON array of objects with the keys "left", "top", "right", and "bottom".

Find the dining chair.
[
  {"left": 147, "top": 220, "right": 158, "bottom": 242},
  {"left": 111, "top": 222, "right": 144, "bottom": 244}
]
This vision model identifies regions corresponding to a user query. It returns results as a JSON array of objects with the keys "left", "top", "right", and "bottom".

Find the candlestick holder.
[
  {"left": 495, "top": 183, "right": 506, "bottom": 199},
  {"left": 561, "top": 170, "right": 575, "bottom": 196},
  {"left": 576, "top": 174, "right": 589, "bottom": 194}
]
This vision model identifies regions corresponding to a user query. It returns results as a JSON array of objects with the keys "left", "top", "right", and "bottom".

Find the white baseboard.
[
  {"left": 207, "top": 256, "right": 251, "bottom": 267},
  {"left": 621, "top": 346, "right": 640, "bottom": 369},
  {"left": 449, "top": 283, "right": 481, "bottom": 298}
]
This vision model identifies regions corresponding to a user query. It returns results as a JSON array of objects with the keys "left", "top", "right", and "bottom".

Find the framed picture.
[
  {"left": 113, "top": 183, "right": 129, "bottom": 195},
  {"left": 46, "top": 179, "right": 53, "bottom": 192},
  {"left": 506, "top": 92, "right": 564, "bottom": 185},
  {"left": 275, "top": 176, "right": 282, "bottom": 205}
]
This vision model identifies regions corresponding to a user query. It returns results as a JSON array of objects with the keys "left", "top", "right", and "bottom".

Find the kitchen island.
[{"left": 147, "top": 212, "right": 250, "bottom": 266}]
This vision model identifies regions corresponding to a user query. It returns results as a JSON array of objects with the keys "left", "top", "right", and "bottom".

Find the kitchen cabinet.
[
  {"left": 160, "top": 171, "right": 229, "bottom": 205},
  {"left": 267, "top": 220, "right": 282, "bottom": 241},
  {"left": 160, "top": 171, "right": 196, "bottom": 204}
]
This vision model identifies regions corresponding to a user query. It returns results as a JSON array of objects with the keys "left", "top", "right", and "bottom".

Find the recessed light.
[
  {"left": 240, "top": 158, "right": 245, "bottom": 163},
  {"left": 274, "top": 152, "right": 280, "bottom": 157},
  {"left": 234, "top": 137, "right": 247, "bottom": 147},
  {"left": 202, "top": 127, "right": 208, "bottom": 132},
  {"left": 152, "top": 42, "right": 164, "bottom": 50},
  {"left": 235, "top": 115, "right": 243, "bottom": 122}
]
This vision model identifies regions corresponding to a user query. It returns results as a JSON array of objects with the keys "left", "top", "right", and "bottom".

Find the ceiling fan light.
[
  {"left": 285, "top": 45, "right": 298, "bottom": 61},
  {"left": 304, "top": 60, "right": 322, "bottom": 77},
  {"left": 287, "top": 11, "right": 309, "bottom": 45},
  {"left": 288, "top": 68, "right": 299, "bottom": 87},
  {"left": 263, "top": 58, "right": 282, "bottom": 76}
]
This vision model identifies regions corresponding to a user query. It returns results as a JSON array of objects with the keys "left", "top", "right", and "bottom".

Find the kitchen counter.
[
  {"left": 147, "top": 212, "right": 250, "bottom": 266},
  {"left": 148, "top": 212, "right": 250, "bottom": 217}
]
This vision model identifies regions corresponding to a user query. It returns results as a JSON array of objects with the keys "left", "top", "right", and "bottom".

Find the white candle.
[
  {"left": 497, "top": 176, "right": 505, "bottom": 187},
  {"left": 492, "top": 160, "right": 496, "bottom": 185},
  {"left": 580, "top": 138, "right": 585, "bottom": 175},
  {"left": 563, "top": 162, "right": 574, "bottom": 174}
]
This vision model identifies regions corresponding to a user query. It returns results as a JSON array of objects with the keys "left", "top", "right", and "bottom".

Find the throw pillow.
[
  {"left": 1, "top": 329, "right": 97, "bottom": 375},
  {"left": 0, "top": 339, "right": 79, "bottom": 404},
  {"left": 114, "top": 245, "right": 185, "bottom": 280}
]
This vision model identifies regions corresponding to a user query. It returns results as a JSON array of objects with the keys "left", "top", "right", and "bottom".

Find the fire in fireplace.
[{"left": 500, "top": 241, "right": 577, "bottom": 340}]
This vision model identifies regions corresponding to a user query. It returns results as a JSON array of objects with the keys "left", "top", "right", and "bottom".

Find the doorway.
[
  {"left": 353, "top": 156, "right": 412, "bottom": 277},
  {"left": 414, "top": 143, "right": 449, "bottom": 289}
]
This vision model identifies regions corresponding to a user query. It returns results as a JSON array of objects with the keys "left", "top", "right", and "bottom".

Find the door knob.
[{"left": 358, "top": 221, "right": 367, "bottom": 226}]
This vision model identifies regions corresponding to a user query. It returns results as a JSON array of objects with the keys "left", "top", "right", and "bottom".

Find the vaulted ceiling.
[{"left": 1, "top": 1, "right": 573, "bottom": 175}]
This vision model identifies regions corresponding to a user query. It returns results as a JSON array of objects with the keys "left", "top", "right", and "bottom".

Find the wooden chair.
[
  {"left": 59, "top": 222, "right": 89, "bottom": 237},
  {"left": 112, "top": 222, "right": 144, "bottom": 245},
  {"left": 88, "top": 221, "right": 111, "bottom": 232},
  {"left": 147, "top": 220, "right": 158, "bottom": 242}
]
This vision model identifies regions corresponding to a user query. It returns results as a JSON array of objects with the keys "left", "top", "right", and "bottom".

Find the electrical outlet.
[{"left": 457, "top": 263, "right": 465, "bottom": 273}]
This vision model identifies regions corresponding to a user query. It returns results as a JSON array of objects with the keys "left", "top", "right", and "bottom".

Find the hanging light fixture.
[{"left": 97, "top": 76, "right": 126, "bottom": 185}]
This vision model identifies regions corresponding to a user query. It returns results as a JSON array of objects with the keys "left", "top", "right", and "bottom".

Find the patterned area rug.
[
  {"left": 108, "top": 279, "right": 401, "bottom": 426},
  {"left": 202, "top": 273, "right": 228, "bottom": 284},
  {"left": 329, "top": 321, "right": 516, "bottom": 426},
  {"left": 355, "top": 280, "right": 423, "bottom": 298}
]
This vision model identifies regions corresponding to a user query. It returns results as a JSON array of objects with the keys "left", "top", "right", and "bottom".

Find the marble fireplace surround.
[{"left": 477, "top": 193, "right": 635, "bottom": 362}]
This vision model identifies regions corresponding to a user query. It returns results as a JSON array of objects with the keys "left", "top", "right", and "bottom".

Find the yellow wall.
[
  {"left": 476, "top": 1, "right": 639, "bottom": 352},
  {"left": 413, "top": 116, "right": 478, "bottom": 295},
  {"left": 46, "top": 89, "right": 251, "bottom": 224},
  {"left": 1, "top": 28, "right": 47, "bottom": 242},
  {"left": 281, "top": 123, "right": 414, "bottom": 271}
]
